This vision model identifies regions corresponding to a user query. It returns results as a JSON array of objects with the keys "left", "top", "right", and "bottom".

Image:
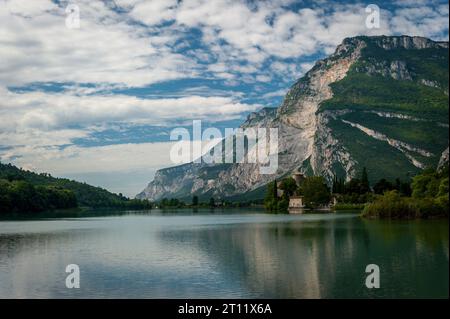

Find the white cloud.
[
  {"left": 129, "top": 0, "right": 177, "bottom": 26},
  {"left": 1, "top": 0, "right": 448, "bottom": 98},
  {"left": 0, "top": 0, "right": 448, "bottom": 196},
  {"left": 255, "top": 74, "right": 272, "bottom": 83},
  {"left": 5, "top": 0, "right": 56, "bottom": 16},
  {"left": 5, "top": 142, "right": 175, "bottom": 175},
  {"left": 391, "top": 4, "right": 449, "bottom": 39},
  {"left": 1, "top": 138, "right": 223, "bottom": 197},
  {"left": 1, "top": 0, "right": 447, "bottom": 90},
  {"left": 1, "top": 141, "right": 176, "bottom": 197},
  {"left": 0, "top": 0, "right": 196, "bottom": 87},
  {"left": 0, "top": 88, "right": 259, "bottom": 143},
  {"left": 261, "top": 89, "right": 288, "bottom": 99}
]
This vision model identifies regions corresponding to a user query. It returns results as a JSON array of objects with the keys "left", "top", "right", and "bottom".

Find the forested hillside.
[{"left": 0, "top": 162, "right": 152, "bottom": 213}]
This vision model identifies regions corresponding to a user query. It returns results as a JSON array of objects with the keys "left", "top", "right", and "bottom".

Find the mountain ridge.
[{"left": 137, "top": 35, "right": 449, "bottom": 201}]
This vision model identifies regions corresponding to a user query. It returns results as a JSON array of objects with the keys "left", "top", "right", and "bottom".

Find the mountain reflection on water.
[{"left": 0, "top": 210, "right": 448, "bottom": 298}]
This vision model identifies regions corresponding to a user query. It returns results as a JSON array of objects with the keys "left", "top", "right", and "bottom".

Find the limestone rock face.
[
  {"left": 438, "top": 147, "right": 449, "bottom": 171},
  {"left": 137, "top": 35, "right": 449, "bottom": 201}
]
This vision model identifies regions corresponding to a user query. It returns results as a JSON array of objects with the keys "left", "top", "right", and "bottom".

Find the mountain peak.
[
  {"left": 137, "top": 35, "right": 449, "bottom": 201},
  {"left": 341, "top": 35, "right": 449, "bottom": 50}
]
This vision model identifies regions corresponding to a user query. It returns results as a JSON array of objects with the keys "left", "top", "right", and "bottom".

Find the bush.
[{"left": 362, "top": 190, "right": 448, "bottom": 219}]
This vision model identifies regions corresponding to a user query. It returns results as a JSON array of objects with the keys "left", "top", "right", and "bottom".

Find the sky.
[{"left": 0, "top": 0, "right": 449, "bottom": 197}]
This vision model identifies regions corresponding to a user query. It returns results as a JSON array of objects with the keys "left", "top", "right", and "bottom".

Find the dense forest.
[{"left": 0, "top": 162, "right": 152, "bottom": 214}]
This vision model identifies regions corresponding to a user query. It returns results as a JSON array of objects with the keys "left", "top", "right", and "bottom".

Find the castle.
[{"left": 276, "top": 171, "right": 306, "bottom": 213}]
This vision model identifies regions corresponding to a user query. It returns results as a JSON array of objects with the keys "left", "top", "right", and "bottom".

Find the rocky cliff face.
[
  {"left": 438, "top": 147, "right": 449, "bottom": 171},
  {"left": 137, "top": 35, "right": 449, "bottom": 201}
]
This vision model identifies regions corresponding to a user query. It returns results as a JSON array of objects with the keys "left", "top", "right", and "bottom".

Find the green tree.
[
  {"left": 363, "top": 165, "right": 449, "bottom": 219},
  {"left": 1, "top": 162, "right": 154, "bottom": 212},
  {"left": 373, "top": 178, "right": 394, "bottom": 194},
  {"left": 277, "top": 197, "right": 289, "bottom": 212},
  {"left": 0, "top": 179, "right": 12, "bottom": 213},
  {"left": 344, "top": 178, "right": 362, "bottom": 194},
  {"left": 264, "top": 180, "right": 278, "bottom": 211},
  {"left": 438, "top": 177, "right": 449, "bottom": 197},
  {"left": 273, "top": 178, "right": 278, "bottom": 199},
  {"left": 298, "top": 176, "right": 331, "bottom": 208},
  {"left": 411, "top": 168, "right": 436, "bottom": 198},
  {"left": 332, "top": 175, "right": 345, "bottom": 194},
  {"left": 192, "top": 195, "right": 199, "bottom": 206},
  {"left": 279, "top": 177, "right": 297, "bottom": 197},
  {"left": 332, "top": 175, "right": 339, "bottom": 193},
  {"left": 396, "top": 178, "right": 412, "bottom": 196},
  {"left": 360, "top": 167, "right": 370, "bottom": 193},
  {"left": 0, "top": 179, "right": 78, "bottom": 213}
]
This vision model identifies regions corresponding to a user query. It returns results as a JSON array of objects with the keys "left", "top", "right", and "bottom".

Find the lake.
[{"left": 0, "top": 209, "right": 448, "bottom": 298}]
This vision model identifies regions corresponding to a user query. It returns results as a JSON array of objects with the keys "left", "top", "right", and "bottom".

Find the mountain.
[
  {"left": 137, "top": 35, "right": 449, "bottom": 202},
  {"left": 0, "top": 162, "right": 151, "bottom": 210}
]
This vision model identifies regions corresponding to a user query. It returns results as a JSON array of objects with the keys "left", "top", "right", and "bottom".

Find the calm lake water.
[{"left": 0, "top": 209, "right": 448, "bottom": 299}]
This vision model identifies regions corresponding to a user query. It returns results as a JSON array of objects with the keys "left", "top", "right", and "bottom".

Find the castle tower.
[{"left": 292, "top": 171, "right": 305, "bottom": 186}]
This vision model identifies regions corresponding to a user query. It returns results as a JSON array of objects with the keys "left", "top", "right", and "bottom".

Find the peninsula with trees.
[{"left": 264, "top": 164, "right": 448, "bottom": 219}]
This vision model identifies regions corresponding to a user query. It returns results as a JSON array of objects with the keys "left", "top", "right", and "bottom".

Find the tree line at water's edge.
[
  {"left": 2, "top": 160, "right": 448, "bottom": 218},
  {"left": 154, "top": 196, "right": 262, "bottom": 209},
  {"left": 0, "top": 162, "right": 258, "bottom": 214},
  {"left": 0, "top": 162, "right": 152, "bottom": 214},
  {"left": 264, "top": 165, "right": 449, "bottom": 219},
  {"left": 362, "top": 165, "right": 449, "bottom": 218}
]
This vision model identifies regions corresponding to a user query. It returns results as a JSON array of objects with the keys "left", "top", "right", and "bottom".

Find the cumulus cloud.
[
  {"left": 391, "top": 4, "right": 449, "bottom": 38},
  {"left": 0, "top": 0, "right": 197, "bottom": 87},
  {"left": 129, "top": 0, "right": 178, "bottom": 26},
  {"left": 0, "top": 88, "right": 259, "bottom": 143},
  {"left": 0, "top": 0, "right": 448, "bottom": 195},
  {"left": 1, "top": 0, "right": 448, "bottom": 89},
  {"left": 4, "top": 142, "right": 175, "bottom": 175},
  {"left": 115, "top": 0, "right": 449, "bottom": 86}
]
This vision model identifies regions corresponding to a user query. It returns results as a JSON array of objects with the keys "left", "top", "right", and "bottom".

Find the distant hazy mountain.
[{"left": 137, "top": 35, "right": 449, "bottom": 201}]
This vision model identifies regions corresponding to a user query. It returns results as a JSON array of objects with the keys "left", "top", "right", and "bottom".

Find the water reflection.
[
  {"left": 0, "top": 211, "right": 448, "bottom": 298},
  {"left": 157, "top": 215, "right": 449, "bottom": 298}
]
